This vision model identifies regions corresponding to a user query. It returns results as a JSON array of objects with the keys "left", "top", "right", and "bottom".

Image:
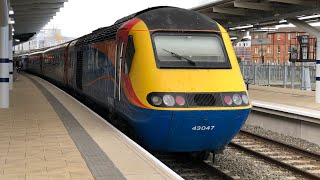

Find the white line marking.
[{"left": 252, "top": 100, "right": 320, "bottom": 119}]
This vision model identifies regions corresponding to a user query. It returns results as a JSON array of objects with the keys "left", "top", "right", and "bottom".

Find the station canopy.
[
  {"left": 9, "top": 0, "right": 68, "bottom": 43},
  {"left": 192, "top": 0, "right": 320, "bottom": 31}
]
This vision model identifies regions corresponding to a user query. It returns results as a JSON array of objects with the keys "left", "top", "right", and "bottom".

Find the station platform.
[
  {"left": 249, "top": 85, "right": 320, "bottom": 110},
  {"left": 248, "top": 85, "right": 320, "bottom": 118},
  {"left": 0, "top": 74, "right": 180, "bottom": 180}
]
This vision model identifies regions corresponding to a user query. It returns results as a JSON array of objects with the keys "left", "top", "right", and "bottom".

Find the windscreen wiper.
[{"left": 162, "top": 48, "right": 196, "bottom": 66}]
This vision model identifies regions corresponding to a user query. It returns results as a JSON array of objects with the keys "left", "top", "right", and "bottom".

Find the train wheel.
[
  {"left": 189, "top": 151, "right": 210, "bottom": 162},
  {"left": 211, "top": 152, "right": 215, "bottom": 163},
  {"left": 107, "top": 111, "right": 118, "bottom": 126}
]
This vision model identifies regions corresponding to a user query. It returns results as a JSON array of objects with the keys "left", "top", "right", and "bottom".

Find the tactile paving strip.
[{"left": 27, "top": 76, "right": 126, "bottom": 180}]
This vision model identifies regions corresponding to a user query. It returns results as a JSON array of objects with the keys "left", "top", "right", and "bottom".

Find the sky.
[{"left": 44, "top": 0, "right": 215, "bottom": 38}]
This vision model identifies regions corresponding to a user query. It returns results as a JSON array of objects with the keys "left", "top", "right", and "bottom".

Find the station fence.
[{"left": 239, "top": 61, "right": 316, "bottom": 90}]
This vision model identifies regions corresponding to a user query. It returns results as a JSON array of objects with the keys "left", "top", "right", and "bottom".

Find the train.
[{"left": 19, "top": 6, "right": 252, "bottom": 160}]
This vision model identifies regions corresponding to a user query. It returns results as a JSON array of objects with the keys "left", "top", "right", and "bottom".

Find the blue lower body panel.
[{"left": 120, "top": 107, "right": 251, "bottom": 152}]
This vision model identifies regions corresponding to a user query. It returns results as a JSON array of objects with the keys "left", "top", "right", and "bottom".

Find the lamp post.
[{"left": 259, "top": 39, "right": 264, "bottom": 64}]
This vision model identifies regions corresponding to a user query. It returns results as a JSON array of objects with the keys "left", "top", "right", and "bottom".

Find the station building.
[{"left": 234, "top": 27, "right": 319, "bottom": 64}]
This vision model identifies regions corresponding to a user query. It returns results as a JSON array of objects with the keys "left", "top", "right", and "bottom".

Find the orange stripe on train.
[{"left": 83, "top": 74, "right": 116, "bottom": 87}]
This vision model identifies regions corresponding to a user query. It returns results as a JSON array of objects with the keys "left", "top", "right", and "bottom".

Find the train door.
[
  {"left": 76, "top": 50, "right": 83, "bottom": 90},
  {"left": 63, "top": 44, "right": 70, "bottom": 85},
  {"left": 67, "top": 40, "right": 77, "bottom": 87},
  {"left": 115, "top": 38, "right": 124, "bottom": 102},
  {"left": 40, "top": 53, "right": 43, "bottom": 75}
]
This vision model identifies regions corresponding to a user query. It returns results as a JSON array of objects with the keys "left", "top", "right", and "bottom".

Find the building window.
[
  {"left": 278, "top": 46, "right": 281, "bottom": 53},
  {"left": 277, "top": 34, "right": 281, "bottom": 40},
  {"left": 268, "top": 34, "right": 271, "bottom": 39},
  {"left": 288, "top": 33, "right": 291, "bottom": 40},
  {"left": 255, "top": 48, "right": 259, "bottom": 54},
  {"left": 267, "top": 47, "right": 270, "bottom": 53}
]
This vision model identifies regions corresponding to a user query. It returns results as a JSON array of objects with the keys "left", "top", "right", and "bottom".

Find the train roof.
[
  {"left": 44, "top": 41, "right": 69, "bottom": 53},
  {"left": 135, "top": 7, "right": 219, "bottom": 31},
  {"left": 73, "top": 7, "right": 170, "bottom": 47},
  {"left": 75, "top": 7, "right": 219, "bottom": 47},
  {"left": 75, "top": 23, "right": 121, "bottom": 47},
  {"left": 14, "top": 47, "right": 49, "bottom": 57},
  {"left": 113, "top": 6, "right": 170, "bottom": 25}
]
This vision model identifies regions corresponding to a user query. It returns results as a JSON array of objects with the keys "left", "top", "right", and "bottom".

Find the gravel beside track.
[
  {"left": 212, "top": 147, "right": 303, "bottom": 180},
  {"left": 208, "top": 123, "right": 320, "bottom": 179},
  {"left": 242, "top": 124, "right": 320, "bottom": 154},
  {"left": 154, "top": 153, "right": 236, "bottom": 180},
  {"left": 210, "top": 124, "right": 320, "bottom": 179}
]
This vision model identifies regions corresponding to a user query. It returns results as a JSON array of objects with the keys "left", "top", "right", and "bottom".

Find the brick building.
[
  {"left": 233, "top": 39, "right": 251, "bottom": 62},
  {"left": 250, "top": 28, "right": 317, "bottom": 64}
]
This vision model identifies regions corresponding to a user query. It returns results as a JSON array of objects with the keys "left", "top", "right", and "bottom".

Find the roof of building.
[
  {"left": 9, "top": 0, "right": 68, "bottom": 43},
  {"left": 192, "top": 0, "right": 320, "bottom": 31}
]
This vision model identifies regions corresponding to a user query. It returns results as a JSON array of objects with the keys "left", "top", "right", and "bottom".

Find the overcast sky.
[{"left": 44, "top": 0, "right": 215, "bottom": 37}]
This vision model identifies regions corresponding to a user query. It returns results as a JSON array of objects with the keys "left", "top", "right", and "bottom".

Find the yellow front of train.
[{"left": 120, "top": 7, "right": 251, "bottom": 153}]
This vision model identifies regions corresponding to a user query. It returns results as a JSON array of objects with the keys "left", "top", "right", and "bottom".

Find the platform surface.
[
  {"left": 248, "top": 85, "right": 320, "bottom": 111},
  {"left": 0, "top": 74, "right": 179, "bottom": 180}
]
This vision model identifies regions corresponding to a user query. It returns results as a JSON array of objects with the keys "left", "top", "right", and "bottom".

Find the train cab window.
[
  {"left": 124, "top": 35, "right": 135, "bottom": 74},
  {"left": 153, "top": 33, "right": 231, "bottom": 69}
]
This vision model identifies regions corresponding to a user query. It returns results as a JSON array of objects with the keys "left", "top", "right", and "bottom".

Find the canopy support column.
[{"left": 0, "top": 0, "right": 9, "bottom": 108}]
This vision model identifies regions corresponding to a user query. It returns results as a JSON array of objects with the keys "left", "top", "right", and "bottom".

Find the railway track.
[
  {"left": 154, "top": 152, "right": 239, "bottom": 180},
  {"left": 62, "top": 78, "right": 320, "bottom": 179},
  {"left": 230, "top": 130, "right": 320, "bottom": 180}
]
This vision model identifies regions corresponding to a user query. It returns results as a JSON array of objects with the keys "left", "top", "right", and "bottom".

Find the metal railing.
[{"left": 239, "top": 61, "right": 316, "bottom": 90}]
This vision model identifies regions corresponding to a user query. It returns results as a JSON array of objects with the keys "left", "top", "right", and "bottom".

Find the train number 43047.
[{"left": 192, "top": 126, "right": 215, "bottom": 131}]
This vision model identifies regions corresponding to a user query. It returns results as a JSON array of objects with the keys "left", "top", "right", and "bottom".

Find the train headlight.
[
  {"left": 223, "top": 95, "right": 233, "bottom": 105},
  {"left": 232, "top": 94, "right": 242, "bottom": 105},
  {"left": 151, "top": 96, "right": 162, "bottom": 106},
  {"left": 242, "top": 94, "right": 249, "bottom": 105},
  {"left": 175, "top": 96, "right": 185, "bottom": 106},
  {"left": 163, "top": 95, "right": 175, "bottom": 106}
]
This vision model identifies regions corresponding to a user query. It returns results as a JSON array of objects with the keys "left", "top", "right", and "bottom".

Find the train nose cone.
[{"left": 154, "top": 109, "right": 250, "bottom": 152}]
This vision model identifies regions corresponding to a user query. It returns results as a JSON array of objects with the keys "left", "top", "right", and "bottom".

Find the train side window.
[{"left": 125, "top": 35, "right": 135, "bottom": 74}]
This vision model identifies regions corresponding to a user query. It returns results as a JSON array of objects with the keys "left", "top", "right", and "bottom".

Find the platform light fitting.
[
  {"left": 279, "top": 15, "right": 320, "bottom": 24},
  {"left": 298, "top": 14, "right": 320, "bottom": 20},
  {"left": 260, "top": 27, "right": 278, "bottom": 30},
  {"left": 9, "top": 10, "right": 14, "bottom": 15},
  {"left": 8, "top": 19, "right": 15, "bottom": 24},
  {"left": 229, "top": 24, "right": 253, "bottom": 30},
  {"left": 279, "top": 20, "right": 287, "bottom": 23}
]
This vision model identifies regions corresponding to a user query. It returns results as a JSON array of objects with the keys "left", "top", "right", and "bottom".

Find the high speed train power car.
[{"left": 22, "top": 6, "right": 251, "bottom": 160}]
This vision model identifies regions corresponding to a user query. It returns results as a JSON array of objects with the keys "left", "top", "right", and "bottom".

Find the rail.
[{"left": 230, "top": 131, "right": 320, "bottom": 180}]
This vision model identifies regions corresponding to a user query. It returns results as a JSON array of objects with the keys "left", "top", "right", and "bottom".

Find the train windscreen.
[{"left": 153, "top": 33, "right": 231, "bottom": 69}]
